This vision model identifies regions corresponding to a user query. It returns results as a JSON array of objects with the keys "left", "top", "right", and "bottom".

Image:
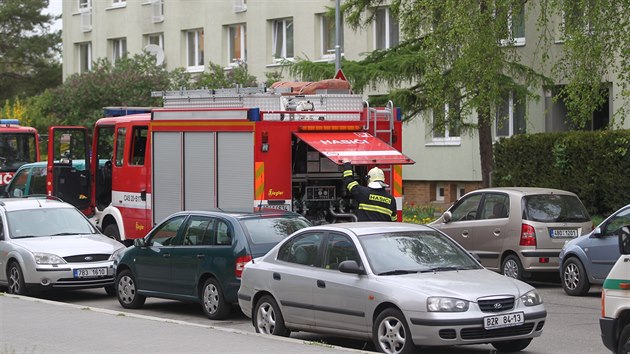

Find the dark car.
[{"left": 113, "top": 209, "right": 311, "bottom": 320}]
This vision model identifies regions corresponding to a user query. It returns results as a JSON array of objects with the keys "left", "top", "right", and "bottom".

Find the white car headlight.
[
  {"left": 427, "top": 297, "right": 469, "bottom": 312},
  {"left": 34, "top": 252, "right": 66, "bottom": 265},
  {"left": 521, "top": 290, "right": 543, "bottom": 306}
]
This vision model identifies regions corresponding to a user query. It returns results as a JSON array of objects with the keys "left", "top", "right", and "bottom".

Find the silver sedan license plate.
[
  {"left": 74, "top": 267, "right": 107, "bottom": 278},
  {"left": 484, "top": 312, "right": 524, "bottom": 330}
]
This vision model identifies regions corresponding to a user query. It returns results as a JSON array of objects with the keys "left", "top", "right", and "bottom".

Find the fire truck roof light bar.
[{"left": 0, "top": 119, "right": 20, "bottom": 125}]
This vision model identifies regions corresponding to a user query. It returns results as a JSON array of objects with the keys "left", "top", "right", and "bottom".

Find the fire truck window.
[
  {"left": 115, "top": 128, "right": 126, "bottom": 167},
  {"left": 129, "top": 127, "right": 148, "bottom": 166}
]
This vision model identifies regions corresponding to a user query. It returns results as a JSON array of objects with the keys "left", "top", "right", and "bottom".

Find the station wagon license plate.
[
  {"left": 550, "top": 229, "right": 578, "bottom": 238},
  {"left": 484, "top": 312, "right": 524, "bottom": 330},
  {"left": 74, "top": 267, "right": 107, "bottom": 278}
]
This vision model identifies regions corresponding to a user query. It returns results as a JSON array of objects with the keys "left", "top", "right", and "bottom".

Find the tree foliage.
[
  {"left": 0, "top": 0, "right": 61, "bottom": 101},
  {"left": 290, "top": 0, "right": 629, "bottom": 187}
]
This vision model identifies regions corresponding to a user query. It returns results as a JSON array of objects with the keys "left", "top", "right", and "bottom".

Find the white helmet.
[{"left": 367, "top": 167, "right": 388, "bottom": 188}]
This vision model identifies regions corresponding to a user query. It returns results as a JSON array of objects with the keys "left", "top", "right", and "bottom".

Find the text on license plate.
[
  {"left": 74, "top": 267, "right": 108, "bottom": 278},
  {"left": 484, "top": 312, "right": 524, "bottom": 330},
  {"left": 550, "top": 229, "right": 578, "bottom": 238}
]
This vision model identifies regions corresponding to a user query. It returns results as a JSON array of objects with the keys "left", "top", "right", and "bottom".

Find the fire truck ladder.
[{"left": 364, "top": 100, "right": 396, "bottom": 188}]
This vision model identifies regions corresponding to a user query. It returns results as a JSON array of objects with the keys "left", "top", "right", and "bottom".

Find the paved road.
[
  {"left": 0, "top": 278, "right": 609, "bottom": 354},
  {"left": 0, "top": 294, "right": 368, "bottom": 354}
]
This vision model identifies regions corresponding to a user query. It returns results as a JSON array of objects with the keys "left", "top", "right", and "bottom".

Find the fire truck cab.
[
  {"left": 47, "top": 81, "right": 414, "bottom": 244},
  {"left": 0, "top": 119, "right": 40, "bottom": 187}
]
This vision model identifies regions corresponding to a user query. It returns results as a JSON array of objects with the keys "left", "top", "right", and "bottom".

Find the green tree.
[
  {"left": 195, "top": 61, "right": 258, "bottom": 89},
  {"left": 290, "top": 1, "right": 628, "bottom": 188},
  {"left": 0, "top": 0, "right": 61, "bottom": 101}
]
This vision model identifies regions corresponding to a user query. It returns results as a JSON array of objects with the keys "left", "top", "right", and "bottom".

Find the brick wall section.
[{"left": 403, "top": 180, "right": 484, "bottom": 209}]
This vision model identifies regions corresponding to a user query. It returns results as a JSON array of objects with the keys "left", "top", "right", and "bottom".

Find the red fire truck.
[
  {"left": 0, "top": 119, "right": 40, "bottom": 186},
  {"left": 46, "top": 81, "right": 414, "bottom": 244}
]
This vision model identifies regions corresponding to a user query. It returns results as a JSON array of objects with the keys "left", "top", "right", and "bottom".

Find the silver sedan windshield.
[
  {"left": 7, "top": 208, "right": 96, "bottom": 238},
  {"left": 359, "top": 231, "right": 482, "bottom": 275}
]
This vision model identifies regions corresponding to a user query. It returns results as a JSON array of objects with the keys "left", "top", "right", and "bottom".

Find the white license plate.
[
  {"left": 74, "top": 267, "right": 108, "bottom": 278},
  {"left": 551, "top": 229, "right": 578, "bottom": 238},
  {"left": 484, "top": 312, "right": 524, "bottom": 330},
  {"left": 263, "top": 204, "right": 291, "bottom": 211}
]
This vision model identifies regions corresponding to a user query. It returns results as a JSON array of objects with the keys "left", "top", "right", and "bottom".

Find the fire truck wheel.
[
  {"left": 104, "top": 224, "right": 121, "bottom": 242},
  {"left": 201, "top": 278, "right": 231, "bottom": 320}
]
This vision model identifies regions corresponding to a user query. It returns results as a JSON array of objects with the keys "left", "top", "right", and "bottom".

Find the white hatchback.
[{"left": 0, "top": 198, "right": 125, "bottom": 295}]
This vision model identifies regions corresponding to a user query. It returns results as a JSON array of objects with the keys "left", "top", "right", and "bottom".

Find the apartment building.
[{"left": 62, "top": 0, "right": 627, "bottom": 208}]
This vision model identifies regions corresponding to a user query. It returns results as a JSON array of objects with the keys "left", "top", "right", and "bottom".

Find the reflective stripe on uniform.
[
  {"left": 358, "top": 203, "right": 394, "bottom": 216},
  {"left": 347, "top": 181, "right": 359, "bottom": 191},
  {"left": 343, "top": 170, "right": 353, "bottom": 177}
]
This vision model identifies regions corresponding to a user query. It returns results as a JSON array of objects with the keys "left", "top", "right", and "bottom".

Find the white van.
[{"left": 600, "top": 226, "right": 630, "bottom": 353}]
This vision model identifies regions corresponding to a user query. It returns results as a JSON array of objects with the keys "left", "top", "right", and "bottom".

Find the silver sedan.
[{"left": 238, "top": 222, "right": 546, "bottom": 354}]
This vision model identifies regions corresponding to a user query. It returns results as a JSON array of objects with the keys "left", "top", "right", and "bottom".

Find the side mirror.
[
  {"left": 134, "top": 238, "right": 147, "bottom": 247},
  {"left": 338, "top": 260, "right": 364, "bottom": 275},
  {"left": 442, "top": 211, "right": 452, "bottom": 223},
  {"left": 618, "top": 225, "right": 630, "bottom": 255}
]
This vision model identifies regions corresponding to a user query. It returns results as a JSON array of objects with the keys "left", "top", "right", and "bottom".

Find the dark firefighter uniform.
[{"left": 343, "top": 162, "right": 397, "bottom": 222}]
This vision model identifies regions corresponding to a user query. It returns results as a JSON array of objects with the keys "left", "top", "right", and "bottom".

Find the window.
[
  {"left": 111, "top": 38, "right": 127, "bottom": 64},
  {"left": 480, "top": 193, "right": 510, "bottom": 219},
  {"left": 78, "top": 0, "right": 91, "bottom": 11},
  {"left": 320, "top": 13, "right": 343, "bottom": 58},
  {"left": 129, "top": 127, "right": 148, "bottom": 166},
  {"left": 324, "top": 234, "right": 359, "bottom": 270},
  {"left": 216, "top": 220, "right": 233, "bottom": 245},
  {"left": 233, "top": 0, "right": 246, "bottom": 13},
  {"left": 432, "top": 101, "right": 461, "bottom": 142},
  {"left": 150, "top": 0, "right": 164, "bottom": 23},
  {"left": 149, "top": 216, "right": 186, "bottom": 246},
  {"left": 374, "top": 7, "right": 399, "bottom": 50},
  {"left": 271, "top": 18, "right": 294, "bottom": 61},
  {"left": 457, "top": 186, "right": 466, "bottom": 199},
  {"left": 227, "top": 24, "right": 246, "bottom": 65},
  {"left": 603, "top": 208, "right": 630, "bottom": 237},
  {"left": 450, "top": 193, "right": 483, "bottom": 221},
  {"left": 436, "top": 184, "right": 445, "bottom": 202},
  {"left": 112, "top": 0, "right": 126, "bottom": 7},
  {"left": 277, "top": 232, "right": 324, "bottom": 266},
  {"left": 146, "top": 33, "right": 163, "bottom": 48},
  {"left": 183, "top": 216, "right": 215, "bottom": 246},
  {"left": 77, "top": 42, "right": 92, "bottom": 73},
  {"left": 561, "top": 1, "right": 595, "bottom": 39},
  {"left": 114, "top": 128, "right": 126, "bottom": 167},
  {"left": 496, "top": 91, "right": 526, "bottom": 137},
  {"left": 186, "top": 29, "right": 204, "bottom": 71},
  {"left": 6, "top": 168, "right": 29, "bottom": 197},
  {"left": 510, "top": 5, "right": 525, "bottom": 44}
]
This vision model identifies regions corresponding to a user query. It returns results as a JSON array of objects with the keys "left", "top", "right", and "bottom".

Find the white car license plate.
[
  {"left": 550, "top": 229, "right": 578, "bottom": 238},
  {"left": 74, "top": 267, "right": 108, "bottom": 278},
  {"left": 484, "top": 312, "right": 524, "bottom": 330}
]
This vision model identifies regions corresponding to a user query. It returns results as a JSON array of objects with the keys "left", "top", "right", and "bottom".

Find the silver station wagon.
[
  {"left": 430, "top": 187, "right": 592, "bottom": 280},
  {"left": 238, "top": 222, "right": 546, "bottom": 353}
]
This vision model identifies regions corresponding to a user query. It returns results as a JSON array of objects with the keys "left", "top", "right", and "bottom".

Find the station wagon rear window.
[
  {"left": 240, "top": 217, "right": 310, "bottom": 244},
  {"left": 523, "top": 194, "right": 590, "bottom": 223}
]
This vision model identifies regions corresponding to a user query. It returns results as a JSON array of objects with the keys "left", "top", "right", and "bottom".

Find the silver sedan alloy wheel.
[
  {"left": 256, "top": 301, "right": 277, "bottom": 334},
  {"left": 376, "top": 315, "right": 408, "bottom": 354},
  {"left": 8, "top": 265, "right": 23, "bottom": 294},
  {"left": 203, "top": 282, "right": 220, "bottom": 315},
  {"left": 503, "top": 259, "right": 519, "bottom": 279}
]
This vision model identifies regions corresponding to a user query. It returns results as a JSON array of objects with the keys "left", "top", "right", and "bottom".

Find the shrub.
[{"left": 402, "top": 203, "right": 441, "bottom": 224}]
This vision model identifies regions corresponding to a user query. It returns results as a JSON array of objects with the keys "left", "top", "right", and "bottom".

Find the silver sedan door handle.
[
  {"left": 493, "top": 228, "right": 501, "bottom": 236},
  {"left": 462, "top": 230, "right": 469, "bottom": 238}
]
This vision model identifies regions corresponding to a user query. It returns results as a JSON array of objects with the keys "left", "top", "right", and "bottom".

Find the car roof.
[
  {"left": 0, "top": 198, "right": 75, "bottom": 212},
  {"left": 295, "top": 222, "right": 434, "bottom": 237},
  {"left": 467, "top": 187, "right": 578, "bottom": 196},
  {"left": 166, "top": 208, "right": 305, "bottom": 221}
]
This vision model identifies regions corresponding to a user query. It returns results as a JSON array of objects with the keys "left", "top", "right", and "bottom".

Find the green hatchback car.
[{"left": 113, "top": 209, "right": 311, "bottom": 320}]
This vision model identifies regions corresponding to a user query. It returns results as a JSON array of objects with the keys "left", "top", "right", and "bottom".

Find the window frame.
[
  {"left": 431, "top": 103, "right": 461, "bottom": 144},
  {"left": 495, "top": 91, "right": 526, "bottom": 138},
  {"left": 227, "top": 23, "right": 247, "bottom": 66},
  {"left": 111, "top": 37, "right": 127, "bottom": 65},
  {"left": 271, "top": 18, "right": 294, "bottom": 62},
  {"left": 77, "top": 42, "right": 92, "bottom": 73},
  {"left": 319, "top": 13, "right": 343, "bottom": 59},
  {"left": 186, "top": 29, "right": 205, "bottom": 72},
  {"left": 373, "top": 7, "right": 400, "bottom": 50}
]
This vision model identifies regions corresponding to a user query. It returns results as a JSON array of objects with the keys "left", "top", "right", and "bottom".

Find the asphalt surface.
[{"left": 0, "top": 294, "right": 372, "bottom": 354}]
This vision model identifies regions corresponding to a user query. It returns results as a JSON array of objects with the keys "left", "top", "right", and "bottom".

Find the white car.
[
  {"left": 0, "top": 198, "right": 125, "bottom": 295},
  {"left": 238, "top": 222, "right": 547, "bottom": 354}
]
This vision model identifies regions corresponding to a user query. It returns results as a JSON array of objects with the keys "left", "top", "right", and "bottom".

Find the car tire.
[
  {"left": 491, "top": 338, "right": 533, "bottom": 352},
  {"left": 7, "top": 262, "right": 28, "bottom": 295},
  {"left": 104, "top": 224, "right": 121, "bottom": 242},
  {"left": 104, "top": 285, "right": 116, "bottom": 296},
  {"left": 618, "top": 323, "right": 630, "bottom": 354},
  {"left": 201, "top": 278, "right": 231, "bottom": 320},
  {"left": 561, "top": 257, "right": 591, "bottom": 296},
  {"left": 502, "top": 254, "right": 524, "bottom": 280},
  {"left": 372, "top": 308, "right": 415, "bottom": 354},
  {"left": 116, "top": 269, "right": 146, "bottom": 309},
  {"left": 254, "top": 295, "right": 291, "bottom": 337}
]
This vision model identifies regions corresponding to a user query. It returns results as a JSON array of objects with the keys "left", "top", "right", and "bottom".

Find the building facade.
[{"left": 62, "top": 0, "right": 628, "bottom": 209}]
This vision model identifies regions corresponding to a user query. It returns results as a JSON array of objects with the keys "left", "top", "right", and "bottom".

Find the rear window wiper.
[{"left": 378, "top": 269, "right": 419, "bottom": 276}]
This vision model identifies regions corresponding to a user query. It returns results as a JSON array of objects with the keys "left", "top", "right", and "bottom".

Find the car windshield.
[
  {"left": 240, "top": 216, "right": 311, "bottom": 244},
  {"left": 7, "top": 208, "right": 97, "bottom": 238},
  {"left": 359, "top": 230, "right": 482, "bottom": 275},
  {"left": 523, "top": 194, "right": 591, "bottom": 222}
]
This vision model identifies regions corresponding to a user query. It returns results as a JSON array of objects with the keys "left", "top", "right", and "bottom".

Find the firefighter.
[{"left": 342, "top": 161, "right": 397, "bottom": 222}]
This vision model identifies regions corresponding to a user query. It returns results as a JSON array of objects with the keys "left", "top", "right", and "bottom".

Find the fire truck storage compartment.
[{"left": 152, "top": 131, "right": 253, "bottom": 224}]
